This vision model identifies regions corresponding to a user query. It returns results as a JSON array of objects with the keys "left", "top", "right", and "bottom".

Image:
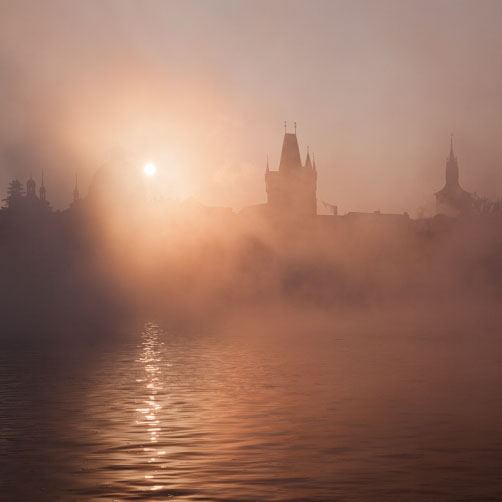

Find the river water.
[{"left": 1, "top": 318, "right": 502, "bottom": 501}]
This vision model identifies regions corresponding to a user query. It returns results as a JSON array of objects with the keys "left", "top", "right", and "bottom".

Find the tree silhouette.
[{"left": 2, "top": 180, "right": 24, "bottom": 210}]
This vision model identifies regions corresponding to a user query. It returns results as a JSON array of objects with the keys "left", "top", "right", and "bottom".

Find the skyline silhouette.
[{"left": 2, "top": 127, "right": 499, "bottom": 220}]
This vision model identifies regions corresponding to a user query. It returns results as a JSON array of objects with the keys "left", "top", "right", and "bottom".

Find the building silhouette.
[
  {"left": 0, "top": 128, "right": 489, "bottom": 225},
  {"left": 435, "top": 138, "right": 472, "bottom": 216},
  {"left": 265, "top": 127, "right": 317, "bottom": 218},
  {"left": 1, "top": 175, "right": 50, "bottom": 213}
]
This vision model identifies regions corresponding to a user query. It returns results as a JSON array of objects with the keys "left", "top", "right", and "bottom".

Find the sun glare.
[{"left": 144, "top": 162, "right": 157, "bottom": 177}]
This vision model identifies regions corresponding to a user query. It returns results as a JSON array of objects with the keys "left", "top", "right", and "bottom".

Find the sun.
[{"left": 143, "top": 162, "right": 157, "bottom": 177}]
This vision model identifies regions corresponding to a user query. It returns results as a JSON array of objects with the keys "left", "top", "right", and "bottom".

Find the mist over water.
[{"left": 1, "top": 183, "right": 502, "bottom": 501}]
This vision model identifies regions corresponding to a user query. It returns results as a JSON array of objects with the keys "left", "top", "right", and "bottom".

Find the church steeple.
[
  {"left": 435, "top": 135, "right": 472, "bottom": 216},
  {"left": 445, "top": 134, "right": 459, "bottom": 186}
]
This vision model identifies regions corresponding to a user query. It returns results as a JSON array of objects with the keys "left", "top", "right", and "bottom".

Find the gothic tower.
[{"left": 265, "top": 125, "right": 317, "bottom": 218}]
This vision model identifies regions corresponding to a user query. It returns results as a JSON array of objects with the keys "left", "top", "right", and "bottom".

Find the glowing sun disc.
[{"left": 144, "top": 162, "right": 157, "bottom": 177}]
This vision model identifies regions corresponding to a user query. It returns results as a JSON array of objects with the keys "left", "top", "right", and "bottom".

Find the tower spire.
[
  {"left": 444, "top": 135, "right": 459, "bottom": 186},
  {"left": 73, "top": 173, "right": 80, "bottom": 202},
  {"left": 266, "top": 154, "right": 270, "bottom": 172}
]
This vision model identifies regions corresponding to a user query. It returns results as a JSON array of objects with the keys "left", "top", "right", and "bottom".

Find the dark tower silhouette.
[
  {"left": 435, "top": 136, "right": 472, "bottom": 216},
  {"left": 265, "top": 125, "right": 317, "bottom": 218},
  {"left": 26, "top": 175, "right": 36, "bottom": 198},
  {"left": 39, "top": 172, "right": 46, "bottom": 202}
]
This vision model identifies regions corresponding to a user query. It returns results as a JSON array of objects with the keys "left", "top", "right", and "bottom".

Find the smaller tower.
[
  {"left": 304, "top": 147, "right": 312, "bottom": 170},
  {"left": 39, "top": 172, "right": 46, "bottom": 201}
]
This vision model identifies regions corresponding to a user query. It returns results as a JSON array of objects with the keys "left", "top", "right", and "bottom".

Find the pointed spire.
[
  {"left": 266, "top": 154, "right": 270, "bottom": 173},
  {"left": 444, "top": 134, "right": 459, "bottom": 187},
  {"left": 39, "top": 171, "right": 46, "bottom": 201},
  {"left": 73, "top": 173, "right": 80, "bottom": 202}
]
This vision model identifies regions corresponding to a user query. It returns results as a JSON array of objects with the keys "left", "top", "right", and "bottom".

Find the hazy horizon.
[{"left": 1, "top": 0, "right": 502, "bottom": 214}]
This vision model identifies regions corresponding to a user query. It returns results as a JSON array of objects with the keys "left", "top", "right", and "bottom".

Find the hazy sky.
[{"left": 1, "top": 0, "right": 502, "bottom": 214}]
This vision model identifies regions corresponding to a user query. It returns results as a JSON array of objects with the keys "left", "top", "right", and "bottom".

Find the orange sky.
[{"left": 1, "top": 0, "right": 502, "bottom": 215}]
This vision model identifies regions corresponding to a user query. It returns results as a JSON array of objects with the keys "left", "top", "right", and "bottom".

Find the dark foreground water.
[{"left": 1, "top": 317, "right": 502, "bottom": 501}]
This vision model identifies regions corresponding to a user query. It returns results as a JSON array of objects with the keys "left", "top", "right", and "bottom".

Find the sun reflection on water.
[{"left": 136, "top": 322, "right": 165, "bottom": 492}]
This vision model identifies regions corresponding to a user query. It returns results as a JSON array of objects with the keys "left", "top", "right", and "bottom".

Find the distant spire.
[
  {"left": 73, "top": 173, "right": 80, "bottom": 202},
  {"left": 266, "top": 154, "right": 270, "bottom": 172},
  {"left": 450, "top": 133, "right": 455, "bottom": 159}
]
